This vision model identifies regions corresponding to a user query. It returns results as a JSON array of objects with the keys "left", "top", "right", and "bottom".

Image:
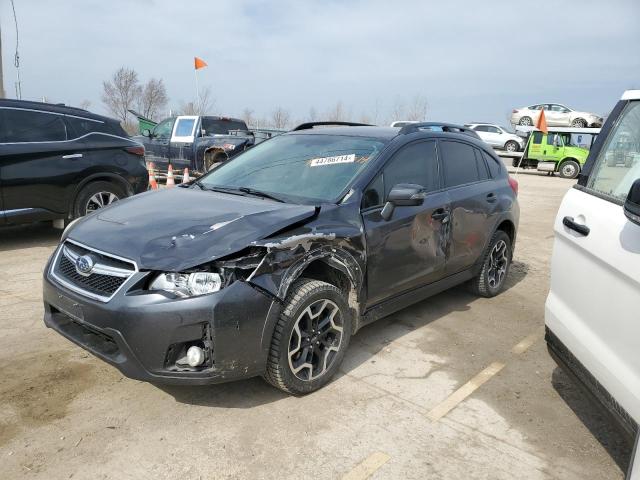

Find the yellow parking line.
[
  {"left": 342, "top": 452, "right": 391, "bottom": 480},
  {"left": 426, "top": 362, "right": 505, "bottom": 422},
  {"left": 511, "top": 330, "right": 544, "bottom": 355}
]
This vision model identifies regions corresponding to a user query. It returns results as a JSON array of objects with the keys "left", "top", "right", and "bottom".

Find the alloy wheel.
[
  {"left": 85, "top": 191, "right": 119, "bottom": 213},
  {"left": 562, "top": 163, "right": 577, "bottom": 178},
  {"left": 520, "top": 117, "right": 532, "bottom": 126},
  {"left": 487, "top": 240, "right": 508, "bottom": 289},
  {"left": 288, "top": 299, "right": 343, "bottom": 381},
  {"left": 506, "top": 141, "right": 517, "bottom": 152}
]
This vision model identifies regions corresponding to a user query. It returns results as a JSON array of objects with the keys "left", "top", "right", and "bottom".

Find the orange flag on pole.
[
  {"left": 536, "top": 108, "right": 548, "bottom": 134},
  {"left": 194, "top": 57, "right": 208, "bottom": 70}
]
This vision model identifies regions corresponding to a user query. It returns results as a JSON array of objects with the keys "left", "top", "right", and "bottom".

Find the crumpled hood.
[{"left": 67, "top": 188, "right": 317, "bottom": 271}]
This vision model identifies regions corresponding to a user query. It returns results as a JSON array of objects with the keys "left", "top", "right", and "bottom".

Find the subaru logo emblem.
[{"left": 75, "top": 255, "right": 95, "bottom": 275}]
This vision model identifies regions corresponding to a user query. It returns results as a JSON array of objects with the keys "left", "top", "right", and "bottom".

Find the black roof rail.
[
  {"left": 292, "top": 121, "right": 373, "bottom": 131},
  {"left": 398, "top": 122, "right": 479, "bottom": 138}
]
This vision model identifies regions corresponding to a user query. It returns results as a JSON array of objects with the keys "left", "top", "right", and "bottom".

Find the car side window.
[
  {"left": 474, "top": 125, "right": 488, "bottom": 132},
  {"left": 2, "top": 109, "right": 67, "bottom": 142},
  {"left": 152, "top": 118, "right": 174, "bottom": 139},
  {"left": 382, "top": 140, "right": 439, "bottom": 199},
  {"left": 487, "top": 126, "right": 500, "bottom": 134},
  {"left": 440, "top": 140, "right": 484, "bottom": 188},
  {"left": 362, "top": 173, "right": 384, "bottom": 209},
  {"left": 482, "top": 151, "right": 502, "bottom": 178},
  {"left": 586, "top": 100, "right": 640, "bottom": 203},
  {"left": 532, "top": 132, "right": 543, "bottom": 144},
  {"left": 473, "top": 149, "right": 489, "bottom": 180}
]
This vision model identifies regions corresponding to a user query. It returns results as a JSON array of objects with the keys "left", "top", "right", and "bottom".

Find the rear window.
[
  {"left": 202, "top": 118, "right": 248, "bottom": 135},
  {"left": 483, "top": 151, "right": 502, "bottom": 178},
  {"left": 586, "top": 101, "right": 640, "bottom": 202},
  {"left": 1, "top": 108, "right": 67, "bottom": 142}
]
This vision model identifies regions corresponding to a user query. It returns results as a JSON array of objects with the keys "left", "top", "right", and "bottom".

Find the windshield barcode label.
[{"left": 309, "top": 154, "right": 356, "bottom": 167}]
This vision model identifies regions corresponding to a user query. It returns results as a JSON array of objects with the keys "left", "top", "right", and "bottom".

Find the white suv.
[
  {"left": 545, "top": 90, "right": 640, "bottom": 475},
  {"left": 466, "top": 123, "right": 525, "bottom": 152}
]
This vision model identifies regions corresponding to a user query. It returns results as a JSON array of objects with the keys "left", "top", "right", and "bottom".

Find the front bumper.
[{"left": 43, "top": 257, "right": 279, "bottom": 385}]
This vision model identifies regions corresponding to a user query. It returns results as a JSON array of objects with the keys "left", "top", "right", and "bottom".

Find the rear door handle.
[
  {"left": 486, "top": 192, "right": 497, "bottom": 203},
  {"left": 562, "top": 216, "right": 590, "bottom": 236},
  {"left": 431, "top": 209, "right": 450, "bottom": 223},
  {"left": 62, "top": 153, "right": 83, "bottom": 159}
]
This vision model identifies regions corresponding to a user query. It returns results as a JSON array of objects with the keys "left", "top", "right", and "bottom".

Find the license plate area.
[{"left": 51, "top": 293, "right": 84, "bottom": 322}]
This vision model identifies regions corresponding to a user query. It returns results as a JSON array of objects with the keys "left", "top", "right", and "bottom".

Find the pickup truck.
[{"left": 135, "top": 115, "right": 279, "bottom": 174}]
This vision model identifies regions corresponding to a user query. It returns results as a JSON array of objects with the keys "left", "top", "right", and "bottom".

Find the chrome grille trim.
[{"left": 49, "top": 239, "right": 139, "bottom": 302}]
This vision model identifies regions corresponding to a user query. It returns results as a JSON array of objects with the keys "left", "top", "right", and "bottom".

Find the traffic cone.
[
  {"left": 166, "top": 164, "right": 175, "bottom": 188},
  {"left": 182, "top": 167, "right": 191, "bottom": 183},
  {"left": 148, "top": 162, "right": 158, "bottom": 190}
]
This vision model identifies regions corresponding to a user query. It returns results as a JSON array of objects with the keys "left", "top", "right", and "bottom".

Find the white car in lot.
[
  {"left": 465, "top": 123, "right": 525, "bottom": 152},
  {"left": 545, "top": 90, "right": 640, "bottom": 476},
  {"left": 512, "top": 103, "right": 603, "bottom": 128}
]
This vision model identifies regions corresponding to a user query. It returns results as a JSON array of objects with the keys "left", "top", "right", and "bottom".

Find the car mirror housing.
[
  {"left": 623, "top": 178, "right": 640, "bottom": 227},
  {"left": 381, "top": 184, "right": 424, "bottom": 221},
  {"left": 142, "top": 129, "right": 152, "bottom": 137}
]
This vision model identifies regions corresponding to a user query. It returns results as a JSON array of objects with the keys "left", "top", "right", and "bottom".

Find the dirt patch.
[{"left": 0, "top": 349, "right": 96, "bottom": 446}]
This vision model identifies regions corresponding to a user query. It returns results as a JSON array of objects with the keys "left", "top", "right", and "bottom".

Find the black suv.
[
  {"left": 0, "top": 99, "right": 148, "bottom": 226},
  {"left": 43, "top": 121, "right": 519, "bottom": 395}
]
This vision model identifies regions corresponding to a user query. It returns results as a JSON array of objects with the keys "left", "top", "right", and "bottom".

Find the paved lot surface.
[{"left": 0, "top": 171, "right": 632, "bottom": 479}]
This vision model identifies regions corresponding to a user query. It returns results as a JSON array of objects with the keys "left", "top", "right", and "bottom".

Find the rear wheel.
[
  {"left": 74, "top": 181, "right": 125, "bottom": 218},
  {"left": 571, "top": 118, "right": 587, "bottom": 128},
  {"left": 204, "top": 151, "right": 228, "bottom": 171},
  {"left": 264, "top": 279, "right": 352, "bottom": 395},
  {"left": 519, "top": 116, "right": 532, "bottom": 126},
  {"left": 505, "top": 140, "right": 520, "bottom": 152},
  {"left": 469, "top": 231, "right": 512, "bottom": 298},
  {"left": 559, "top": 160, "right": 580, "bottom": 179}
]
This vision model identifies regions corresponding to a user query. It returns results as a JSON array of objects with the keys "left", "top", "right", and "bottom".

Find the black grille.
[{"left": 57, "top": 253, "right": 127, "bottom": 296}]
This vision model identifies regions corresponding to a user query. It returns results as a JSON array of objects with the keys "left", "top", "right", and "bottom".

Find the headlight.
[{"left": 150, "top": 271, "right": 222, "bottom": 297}]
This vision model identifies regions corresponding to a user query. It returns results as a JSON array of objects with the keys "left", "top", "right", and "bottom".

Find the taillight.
[
  {"left": 512, "top": 109, "right": 518, "bottom": 113},
  {"left": 508, "top": 176, "right": 519, "bottom": 196},
  {"left": 124, "top": 146, "right": 145, "bottom": 156}
]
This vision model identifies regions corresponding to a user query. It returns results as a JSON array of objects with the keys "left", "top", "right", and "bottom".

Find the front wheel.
[
  {"left": 571, "top": 118, "right": 586, "bottom": 128},
  {"left": 264, "top": 279, "right": 352, "bottom": 395},
  {"left": 559, "top": 160, "right": 580, "bottom": 179},
  {"left": 505, "top": 140, "right": 520, "bottom": 152},
  {"left": 469, "top": 231, "right": 512, "bottom": 298},
  {"left": 73, "top": 181, "right": 125, "bottom": 218}
]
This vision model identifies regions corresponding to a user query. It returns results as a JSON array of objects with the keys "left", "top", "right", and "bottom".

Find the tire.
[
  {"left": 504, "top": 140, "right": 520, "bottom": 152},
  {"left": 571, "top": 118, "right": 586, "bottom": 128},
  {"left": 264, "top": 279, "right": 352, "bottom": 395},
  {"left": 559, "top": 160, "right": 580, "bottom": 179},
  {"left": 469, "top": 230, "right": 512, "bottom": 298},
  {"left": 73, "top": 181, "right": 126, "bottom": 218},
  {"left": 519, "top": 116, "right": 532, "bottom": 126},
  {"left": 204, "top": 152, "right": 228, "bottom": 171}
]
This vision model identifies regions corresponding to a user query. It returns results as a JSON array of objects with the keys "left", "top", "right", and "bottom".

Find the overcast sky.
[{"left": 1, "top": 0, "right": 639, "bottom": 126}]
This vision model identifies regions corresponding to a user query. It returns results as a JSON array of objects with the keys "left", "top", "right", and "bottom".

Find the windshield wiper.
[{"left": 237, "top": 187, "right": 285, "bottom": 203}]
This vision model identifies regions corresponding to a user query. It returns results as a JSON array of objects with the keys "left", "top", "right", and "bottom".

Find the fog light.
[{"left": 186, "top": 346, "right": 205, "bottom": 367}]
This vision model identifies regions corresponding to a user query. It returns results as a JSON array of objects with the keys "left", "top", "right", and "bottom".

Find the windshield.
[
  {"left": 198, "top": 134, "right": 387, "bottom": 203},
  {"left": 201, "top": 118, "right": 248, "bottom": 135}
]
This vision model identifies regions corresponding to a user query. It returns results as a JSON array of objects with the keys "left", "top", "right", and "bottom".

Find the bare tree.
[
  {"left": 405, "top": 94, "right": 428, "bottom": 121},
  {"left": 390, "top": 97, "right": 406, "bottom": 123},
  {"left": 179, "top": 86, "right": 216, "bottom": 116},
  {"left": 138, "top": 78, "right": 168, "bottom": 121},
  {"left": 326, "top": 101, "right": 347, "bottom": 121},
  {"left": 78, "top": 99, "right": 91, "bottom": 110},
  {"left": 101, "top": 67, "right": 142, "bottom": 126},
  {"left": 308, "top": 106, "right": 318, "bottom": 122},
  {"left": 241, "top": 108, "right": 255, "bottom": 127},
  {"left": 271, "top": 107, "right": 291, "bottom": 130}
]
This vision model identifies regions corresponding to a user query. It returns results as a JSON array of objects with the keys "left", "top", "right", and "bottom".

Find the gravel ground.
[{"left": 0, "top": 170, "right": 632, "bottom": 479}]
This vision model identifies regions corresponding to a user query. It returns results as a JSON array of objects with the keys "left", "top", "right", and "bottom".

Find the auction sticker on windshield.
[{"left": 309, "top": 154, "right": 356, "bottom": 167}]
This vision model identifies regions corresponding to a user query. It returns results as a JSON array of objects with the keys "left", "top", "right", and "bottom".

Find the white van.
[{"left": 545, "top": 90, "right": 640, "bottom": 477}]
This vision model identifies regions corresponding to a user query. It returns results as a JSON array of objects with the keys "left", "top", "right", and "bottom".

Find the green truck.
[{"left": 514, "top": 130, "right": 593, "bottom": 179}]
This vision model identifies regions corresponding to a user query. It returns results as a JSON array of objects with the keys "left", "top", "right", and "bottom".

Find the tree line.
[{"left": 98, "top": 66, "right": 428, "bottom": 133}]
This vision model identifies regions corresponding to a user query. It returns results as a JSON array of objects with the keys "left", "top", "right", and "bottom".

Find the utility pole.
[{"left": 0, "top": 24, "right": 5, "bottom": 98}]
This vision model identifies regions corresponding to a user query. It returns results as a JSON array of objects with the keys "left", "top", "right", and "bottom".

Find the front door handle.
[
  {"left": 431, "top": 209, "right": 450, "bottom": 223},
  {"left": 62, "top": 153, "right": 83, "bottom": 159},
  {"left": 562, "top": 216, "right": 590, "bottom": 236}
]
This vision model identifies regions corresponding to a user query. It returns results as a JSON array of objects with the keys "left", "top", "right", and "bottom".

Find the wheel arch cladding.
[{"left": 496, "top": 219, "right": 515, "bottom": 245}]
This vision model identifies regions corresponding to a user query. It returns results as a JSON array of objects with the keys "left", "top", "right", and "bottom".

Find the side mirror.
[
  {"left": 380, "top": 184, "right": 424, "bottom": 221},
  {"left": 553, "top": 137, "right": 561, "bottom": 147},
  {"left": 624, "top": 178, "right": 640, "bottom": 226},
  {"left": 142, "top": 129, "right": 152, "bottom": 137}
]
